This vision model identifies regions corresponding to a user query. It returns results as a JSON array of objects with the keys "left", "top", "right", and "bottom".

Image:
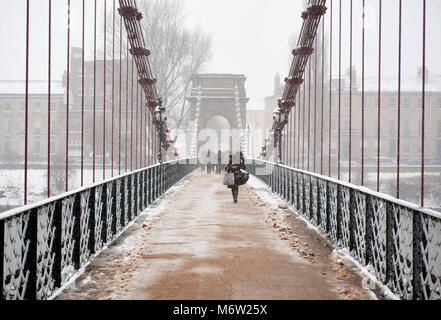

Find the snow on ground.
[
  {"left": 248, "top": 175, "right": 323, "bottom": 235},
  {"left": 0, "top": 169, "right": 40, "bottom": 207},
  {"left": 49, "top": 173, "right": 190, "bottom": 300},
  {"left": 248, "top": 175, "right": 324, "bottom": 263},
  {"left": 114, "top": 181, "right": 185, "bottom": 254},
  {"left": 334, "top": 248, "right": 399, "bottom": 300},
  {"left": 0, "top": 168, "right": 116, "bottom": 209},
  {"left": 247, "top": 174, "right": 399, "bottom": 300}
]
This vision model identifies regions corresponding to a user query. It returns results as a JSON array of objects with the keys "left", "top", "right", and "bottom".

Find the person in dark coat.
[
  {"left": 206, "top": 149, "right": 212, "bottom": 174},
  {"left": 225, "top": 151, "right": 246, "bottom": 203}
]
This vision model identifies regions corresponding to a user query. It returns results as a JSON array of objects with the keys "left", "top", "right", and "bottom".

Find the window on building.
[
  {"left": 403, "top": 120, "right": 410, "bottom": 137},
  {"left": 418, "top": 99, "right": 422, "bottom": 109},
  {"left": 69, "top": 121, "right": 81, "bottom": 133},
  {"left": 50, "top": 141, "right": 56, "bottom": 154},
  {"left": 438, "top": 98, "right": 441, "bottom": 109},
  {"left": 438, "top": 121, "right": 441, "bottom": 137},
  {"left": 389, "top": 139, "right": 396, "bottom": 157},
  {"left": 438, "top": 141, "right": 441, "bottom": 157},
  {"left": 403, "top": 98, "right": 410, "bottom": 109},
  {"left": 4, "top": 103, "right": 11, "bottom": 112},
  {"left": 4, "top": 140, "right": 11, "bottom": 153},
  {"left": 34, "top": 141, "right": 40, "bottom": 154},
  {"left": 34, "top": 119, "right": 41, "bottom": 136},
  {"left": 343, "top": 143, "right": 349, "bottom": 156},
  {"left": 370, "top": 121, "right": 378, "bottom": 138},
  {"left": 4, "top": 120, "right": 12, "bottom": 135},
  {"left": 51, "top": 121, "right": 56, "bottom": 135},
  {"left": 17, "top": 142, "right": 24, "bottom": 155},
  {"left": 404, "top": 144, "right": 410, "bottom": 154},
  {"left": 69, "top": 140, "right": 81, "bottom": 156},
  {"left": 389, "top": 120, "right": 396, "bottom": 137},
  {"left": 390, "top": 97, "right": 396, "bottom": 109},
  {"left": 69, "top": 140, "right": 81, "bottom": 149},
  {"left": 20, "top": 102, "right": 25, "bottom": 111},
  {"left": 35, "top": 102, "right": 42, "bottom": 112}
]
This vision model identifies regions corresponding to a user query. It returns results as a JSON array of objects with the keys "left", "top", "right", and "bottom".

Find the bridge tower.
[{"left": 187, "top": 74, "right": 249, "bottom": 161}]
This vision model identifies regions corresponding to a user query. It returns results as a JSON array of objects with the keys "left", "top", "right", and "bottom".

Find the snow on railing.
[
  {"left": 248, "top": 159, "right": 441, "bottom": 300},
  {"left": 0, "top": 159, "right": 197, "bottom": 300}
]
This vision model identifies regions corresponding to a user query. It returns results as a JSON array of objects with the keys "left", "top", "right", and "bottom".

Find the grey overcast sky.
[
  {"left": 179, "top": 0, "right": 305, "bottom": 109},
  {"left": 1, "top": 0, "right": 440, "bottom": 110},
  {"left": 0, "top": 0, "right": 305, "bottom": 110},
  {"left": 180, "top": 0, "right": 441, "bottom": 109}
]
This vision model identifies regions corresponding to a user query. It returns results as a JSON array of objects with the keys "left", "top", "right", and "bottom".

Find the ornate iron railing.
[
  {"left": 0, "top": 159, "right": 197, "bottom": 300},
  {"left": 248, "top": 159, "right": 441, "bottom": 300}
]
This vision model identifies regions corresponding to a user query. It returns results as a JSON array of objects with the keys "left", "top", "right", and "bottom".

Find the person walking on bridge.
[{"left": 225, "top": 151, "right": 247, "bottom": 203}]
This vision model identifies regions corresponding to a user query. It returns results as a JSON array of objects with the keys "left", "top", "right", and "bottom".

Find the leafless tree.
[
  {"left": 105, "top": 0, "right": 212, "bottom": 136},
  {"left": 44, "top": 155, "right": 76, "bottom": 195}
]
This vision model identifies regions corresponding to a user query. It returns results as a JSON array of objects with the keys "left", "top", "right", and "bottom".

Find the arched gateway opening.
[{"left": 187, "top": 73, "right": 249, "bottom": 164}]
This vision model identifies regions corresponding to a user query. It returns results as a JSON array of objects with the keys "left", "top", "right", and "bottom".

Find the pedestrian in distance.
[{"left": 225, "top": 151, "right": 248, "bottom": 203}]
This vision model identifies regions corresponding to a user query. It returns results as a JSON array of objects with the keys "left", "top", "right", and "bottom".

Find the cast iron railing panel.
[
  {"left": 249, "top": 159, "right": 441, "bottom": 300},
  {"left": 421, "top": 214, "right": 441, "bottom": 300},
  {"left": 1, "top": 160, "right": 196, "bottom": 300}
]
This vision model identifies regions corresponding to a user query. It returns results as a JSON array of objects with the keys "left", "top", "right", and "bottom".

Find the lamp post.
[
  {"left": 261, "top": 144, "right": 266, "bottom": 159},
  {"left": 154, "top": 98, "right": 165, "bottom": 163},
  {"left": 273, "top": 99, "right": 285, "bottom": 164},
  {"left": 247, "top": 125, "right": 251, "bottom": 158}
]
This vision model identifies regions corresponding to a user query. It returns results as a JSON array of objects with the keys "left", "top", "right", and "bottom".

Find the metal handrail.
[
  {"left": 249, "top": 158, "right": 441, "bottom": 300},
  {"left": 0, "top": 158, "right": 189, "bottom": 221},
  {"left": 250, "top": 158, "right": 441, "bottom": 220},
  {"left": 1, "top": 159, "right": 197, "bottom": 300}
]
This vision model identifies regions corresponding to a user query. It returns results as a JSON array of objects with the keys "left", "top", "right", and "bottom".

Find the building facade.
[
  {"left": 0, "top": 80, "right": 64, "bottom": 166},
  {"left": 0, "top": 46, "right": 150, "bottom": 169},
  {"left": 262, "top": 69, "right": 441, "bottom": 168}
]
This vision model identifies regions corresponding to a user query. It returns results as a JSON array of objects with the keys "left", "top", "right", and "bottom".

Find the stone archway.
[
  {"left": 187, "top": 73, "right": 249, "bottom": 158},
  {"left": 205, "top": 115, "right": 231, "bottom": 152}
]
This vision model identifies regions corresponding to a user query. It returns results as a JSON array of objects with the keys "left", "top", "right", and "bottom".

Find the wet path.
[{"left": 56, "top": 170, "right": 375, "bottom": 300}]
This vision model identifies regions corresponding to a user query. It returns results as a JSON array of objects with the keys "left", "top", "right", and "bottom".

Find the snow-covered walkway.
[{"left": 56, "top": 170, "right": 375, "bottom": 300}]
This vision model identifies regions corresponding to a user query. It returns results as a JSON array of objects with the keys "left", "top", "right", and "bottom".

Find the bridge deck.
[{"left": 56, "top": 170, "right": 374, "bottom": 300}]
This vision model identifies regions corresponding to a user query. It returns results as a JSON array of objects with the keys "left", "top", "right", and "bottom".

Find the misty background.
[
  {"left": 0, "top": 0, "right": 440, "bottom": 211},
  {"left": 1, "top": 0, "right": 440, "bottom": 108}
]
